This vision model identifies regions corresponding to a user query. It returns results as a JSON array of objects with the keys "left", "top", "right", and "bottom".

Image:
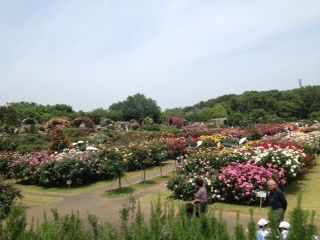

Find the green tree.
[
  {"left": 186, "top": 103, "right": 228, "bottom": 122},
  {"left": 209, "top": 103, "right": 229, "bottom": 118},
  {"left": 87, "top": 108, "right": 110, "bottom": 124},
  {"left": 249, "top": 108, "right": 268, "bottom": 123},
  {"left": 109, "top": 93, "right": 161, "bottom": 122},
  {"left": 161, "top": 107, "right": 185, "bottom": 123},
  {"left": 100, "top": 151, "right": 126, "bottom": 189},
  {"left": 277, "top": 100, "right": 301, "bottom": 119},
  {"left": 0, "top": 105, "right": 18, "bottom": 126}
]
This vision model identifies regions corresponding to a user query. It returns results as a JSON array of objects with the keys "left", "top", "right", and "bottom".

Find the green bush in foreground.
[
  {"left": 0, "top": 179, "right": 21, "bottom": 219},
  {"left": 0, "top": 195, "right": 318, "bottom": 240}
]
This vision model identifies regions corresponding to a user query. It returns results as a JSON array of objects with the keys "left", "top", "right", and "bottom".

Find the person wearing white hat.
[
  {"left": 279, "top": 221, "right": 290, "bottom": 240},
  {"left": 256, "top": 218, "right": 270, "bottom": 240}
]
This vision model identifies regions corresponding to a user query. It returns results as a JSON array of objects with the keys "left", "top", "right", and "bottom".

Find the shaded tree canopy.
[
  {"left": 182, "top": 86, "right": 320, "bottom": 124},
  {"left": 109, "top": 93, "right": 161, "bottom": 122}
]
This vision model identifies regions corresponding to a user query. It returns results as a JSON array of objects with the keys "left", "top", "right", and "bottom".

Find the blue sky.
[{"left": 0, "top": 0, "right": 320, "bottom": 111}]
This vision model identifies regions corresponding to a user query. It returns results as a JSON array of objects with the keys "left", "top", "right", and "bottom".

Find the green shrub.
[
  {"left": 0, "top": 156, "right": 10, "bottom": 177},
  {"left": 64, "top": 127, "right": 94, "bottom": 140},
  {"left": 137, "top": 124, "right": 161, "bottom": 131},
  {"left": 247, "top": 129, "right": 263, "bottom": 140},
  {"left": 100, "top": 150, "right": 126, "bottom": 188},
  {"left": 89, "top": 131, "right": 120, "bottom": 145},
  {"left": 289, "top": 193, "right": 318, "bottom": 240},
  {"left": 0, "top": 179, "right": 21, "bottom": 219},
  {"left": 160, "top": 125, "right": 182, "bottom": 136},
  {"left": 0, "top": 133, "right": 49, "bottom": 154},
  {"left": 167, "top": 174, "right": 196, "bottom": 201},
  {"left": 0, "top": 195, "right": 318, "bottom": 239},
  {"left": 0, "top": 136, "right": 17, "bottom": 152}
]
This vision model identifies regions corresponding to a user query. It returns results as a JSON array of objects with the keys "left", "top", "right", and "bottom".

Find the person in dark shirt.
[
  {"left": 266, "top": 179, "right": 287, "bottom": 222},
  {"left": 193, "top": 178, "right": 208, "bottom": 216}
]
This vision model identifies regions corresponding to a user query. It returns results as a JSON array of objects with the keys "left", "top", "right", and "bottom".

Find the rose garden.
[
  {"left": 1, "top": 89, "right": 320, "bottom": 238},
  {"left": 0, "top": 116, "right": 320, "bottom": 238}
]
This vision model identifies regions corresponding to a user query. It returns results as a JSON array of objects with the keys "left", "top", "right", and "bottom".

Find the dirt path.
[
  {"left": 21, "top": 162, "right": 176, "bottom": 226},
  {"left": 19, "top": 161, "right": 261, "bottom": 232}
]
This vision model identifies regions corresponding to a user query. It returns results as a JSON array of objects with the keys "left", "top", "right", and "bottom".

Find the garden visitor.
[
  {"left": 279, "top": 221, "right": 290, "bottom": 240},
  {"left": 256, "top": 218, "right": 270, "bottom": 240},
  {"left": 192, "top": 178, "right": 208, "bottom": 216},
  {"left": 266, "top": 179, "right": 287, "bottom": 222}
]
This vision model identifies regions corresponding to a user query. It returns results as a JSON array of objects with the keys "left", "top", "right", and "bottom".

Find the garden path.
[
  {"left": 19, "top": 161, "right": 261, "bottom": 232},
  {"left": 20, "top": 161, "right": 177, "bottom": 226}
]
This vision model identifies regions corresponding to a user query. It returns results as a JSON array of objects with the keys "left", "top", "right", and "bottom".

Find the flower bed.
[
  {"left": 168, "top": 128, "right": 319, "bottom": 204},
  {"left": 4, "top": 139, "right": 169, "bottom": 187}
]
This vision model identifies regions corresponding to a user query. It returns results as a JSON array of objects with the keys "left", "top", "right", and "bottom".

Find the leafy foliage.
[
  {"left": 0, "top": 195, "right": 317, "bottom": 239},
  {"left": 183, "top": 86, "right": 320, "bottom": 123},
  {"left": 109, "top": 93, "right": 161, "bottom": 123},
  {"left": 0, "top": 179, "right": 21, "bottom": 218},
  {"left": 0, "top": 133, "right": 49, "bottom": 154}
]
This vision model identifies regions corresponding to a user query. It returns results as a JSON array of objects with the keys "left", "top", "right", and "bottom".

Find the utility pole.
[{"left": 299, "top": 79, "right": 302, "bottom": 88}]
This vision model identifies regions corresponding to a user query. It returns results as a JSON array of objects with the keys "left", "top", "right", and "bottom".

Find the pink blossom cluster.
[
  {"left": 216, "top": 162, "right": 286, "bottom": 203},
  {"left": 10, "top": 151, "right": 56, "bottom": 167},
  {"left": 182, "top": 123, "right": 208, "bottom": 133},
  {"left": 255, "top": 123, "right": 297, "bottom": 135}
]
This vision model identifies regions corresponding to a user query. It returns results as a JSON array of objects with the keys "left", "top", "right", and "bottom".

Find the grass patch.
[
  {"left": 284, "top": 158, "right": 320, "bottom": 213},
  {"left": 13, "top": 179, "right": 116, "bottom": 196},
  {"left": 19, "top": 194, "right": 63, "bottom": 205},
  {"left": 101, "top": 176, "right": 168, "bottom": 199}
]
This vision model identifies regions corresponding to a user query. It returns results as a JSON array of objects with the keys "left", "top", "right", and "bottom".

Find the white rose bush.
[
  {"left": 4, "top": 139, "right": 168, "bottom": 187},
  {"left": 168, "top": 126, "right": 319, "bottom": 205}
]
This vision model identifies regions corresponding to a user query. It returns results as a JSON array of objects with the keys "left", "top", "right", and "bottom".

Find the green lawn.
[
  {"left": 100, "top": 176, "right": 169, "bottom": 199},
  {"left": 284, "top": 157, "right": 320, "bottom": 213},
  {"left": 13, "top": 179, "right": 115, "bottom": 196}
]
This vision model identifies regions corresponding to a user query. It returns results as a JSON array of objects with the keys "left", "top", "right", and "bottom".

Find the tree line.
[
  {"left": 1, "top": 86, "right": 320, "bottom": 128},
  {"left": 164, "top": 85, "right": 320, "bottom": 125}
]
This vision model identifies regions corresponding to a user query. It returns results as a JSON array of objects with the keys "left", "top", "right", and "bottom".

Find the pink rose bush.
[
  {"left": 5, "top": 139, "right": 169, "bottom": 187},
  {"left": 215, "top": 162, "right": 286, "bottom": 204},
  {"left": 255, "top": 123, "right": 297, "bottom": 136},
  {"left": 9, "top": 149, "right": 104, "bottom": 186},
  {"left": 168, "top": 129, "right": 318, "bottom": 204}
]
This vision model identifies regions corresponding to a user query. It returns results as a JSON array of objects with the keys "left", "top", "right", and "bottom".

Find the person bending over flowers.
[{"left": 192, "top": 178, "right": 208, "bottom": 215}]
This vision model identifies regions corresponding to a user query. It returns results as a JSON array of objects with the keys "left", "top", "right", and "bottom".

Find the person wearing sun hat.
[
  {"left": 279, "top": 221, "right": 290, "bottom": 240},
  {"left": 192, "top": 178, "right": 208, "bottom": 216},
  {"left": 256, "top": 218, "right": 270, "bottom": 240}
]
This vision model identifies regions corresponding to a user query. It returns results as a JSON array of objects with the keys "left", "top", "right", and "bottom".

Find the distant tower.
[{"left": 299, "top": 79, "right": 302, "bottom": 88}]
